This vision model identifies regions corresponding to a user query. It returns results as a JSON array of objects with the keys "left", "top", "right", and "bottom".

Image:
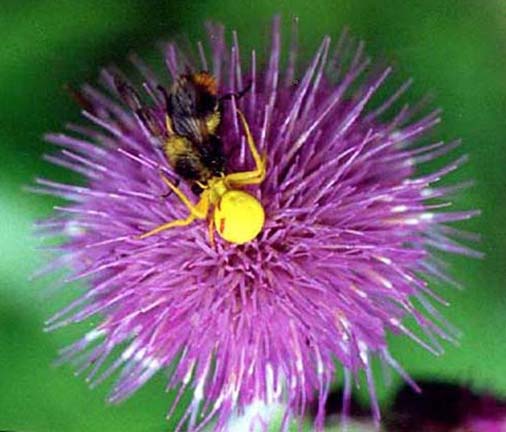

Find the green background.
[{"left": 0, "top": 0, "right": 503, "bottom": 430}]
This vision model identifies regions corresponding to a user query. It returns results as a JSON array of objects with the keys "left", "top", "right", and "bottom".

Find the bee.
[
  {"left": 115, "top": 71, "right": 266, "bottom": 245},
  {"left": 160, "top": 71, "right": 221, "bottom": 144}
]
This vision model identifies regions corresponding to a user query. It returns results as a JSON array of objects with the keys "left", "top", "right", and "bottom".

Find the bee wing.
[
  {"left": 114, "top": 76, "right": 143, "bottom": 111},
  {"left": 115, "top": 77, "right": 164, "bottom": 138},
  {"left": 170, "top": 115, "right": 207, "bottom": 143},
  {"left": 167, "top": 76, "right": 216, "bottom": 142}
]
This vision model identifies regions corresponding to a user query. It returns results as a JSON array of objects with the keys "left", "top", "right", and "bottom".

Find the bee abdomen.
[{"left": 174, "top": 156, "right": 208, "bottom": 181}]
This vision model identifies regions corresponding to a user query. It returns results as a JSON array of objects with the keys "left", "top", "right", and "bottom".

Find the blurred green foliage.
[{"left": 1, "top": 0, "right": 504, "bottom": 431}]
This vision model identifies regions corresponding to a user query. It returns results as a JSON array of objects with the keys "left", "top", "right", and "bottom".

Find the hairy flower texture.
[{"left": 36, "top": 17, "right": 479, "bottom": 431}]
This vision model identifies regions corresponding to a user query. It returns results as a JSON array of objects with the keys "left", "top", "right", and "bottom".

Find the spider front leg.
[
  {"left": 137, "top": 174, "right": 209, "bottom": 239},
  {"left": 225, "top": 110, "right": 267, "bottom": 186}
]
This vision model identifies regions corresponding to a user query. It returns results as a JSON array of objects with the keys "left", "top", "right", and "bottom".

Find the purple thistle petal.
[{"left": 36, "top": 18, "right": 478, "bottom": 430}]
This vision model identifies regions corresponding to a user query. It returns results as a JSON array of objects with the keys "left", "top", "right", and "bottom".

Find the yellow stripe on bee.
[
  {"left": 164, "top": 135, "right": 193, "bottom": 164},
  {"left": 205, "top": 111, "right": 221, "bottom": 135}
]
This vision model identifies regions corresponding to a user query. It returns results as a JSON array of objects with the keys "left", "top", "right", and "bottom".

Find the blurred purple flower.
[
  {"left": 387, "top": 380, "right": 506, "bottom": 432},
  {"left": 35, "top": 17, "right": 479, "bottom": 431}
]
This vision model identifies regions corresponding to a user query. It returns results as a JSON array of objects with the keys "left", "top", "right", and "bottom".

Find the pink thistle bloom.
[{"left": 36, "top": 17, "right": 479, "bottom": 431}]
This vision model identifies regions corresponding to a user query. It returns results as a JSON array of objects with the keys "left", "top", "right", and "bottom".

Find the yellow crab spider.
[{"left": 138, "top": 111, "right": 266, "bottom": 245}]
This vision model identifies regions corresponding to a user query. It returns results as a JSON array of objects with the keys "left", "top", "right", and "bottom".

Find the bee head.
[{"left": 213, "top": 190, "right": 264, "bottom": 244}]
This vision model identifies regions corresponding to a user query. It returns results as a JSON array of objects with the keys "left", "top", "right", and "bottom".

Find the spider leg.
[
  {"left": 160, "top": 178, "right": 180, "bottom": 198},
  {"left": 219, "top": 80, "right": 252, "bottom": 102},
  {"left": 138, "top": 174, "right": 209, "bottom": 239},
  {"left": 225, "top": 110, "right": 267, "bottom": 186}
]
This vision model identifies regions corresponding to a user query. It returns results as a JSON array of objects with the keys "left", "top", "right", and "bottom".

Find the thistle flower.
[{"left": 36, "top": 17, "right": 479, "bottom": 431}]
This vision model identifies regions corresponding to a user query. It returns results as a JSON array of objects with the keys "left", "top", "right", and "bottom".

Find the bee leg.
[
  {"left": 160, "top": 178, "right": 180, "bottom": 198},
  {"left": 225, "top": 110, "right": 267, "bottom": 186},
  {"left": 137, "top": 175, "right": 209, "bottom": 239},
  {"left": 219, "top": 80, "right": 252, "bottom": 102}
]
